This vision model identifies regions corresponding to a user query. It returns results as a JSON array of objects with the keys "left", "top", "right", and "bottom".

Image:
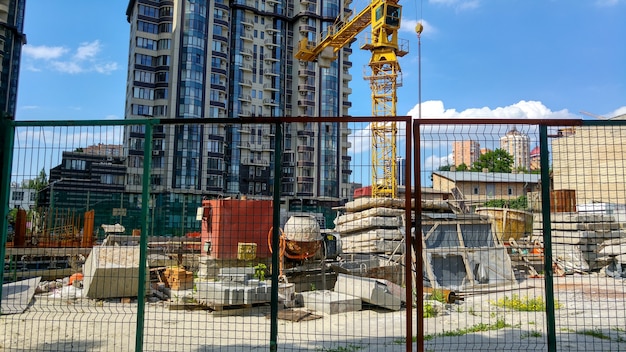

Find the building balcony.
[
  {"left": 242, "top": 158, "right": 269, "bottom": 166},
  {"left": 297, "top": 176, "right": 314, "bottom": 183},
  {"left": 263, "top": 83, "right": 278, "bottom": 91},
  {"left": 264, "top": 39, "right": 278, "bottom": 48},
  {"left": 297, "top": 145, "right": 314, "bottom": 152},
  {"left": 240, "top": 48, "right": 253, "bottom": 58},
  {"left": 297, "top": 99, "right": 315, "bottom": 107},
  {"left": 238, "top": 94, "right": 252, "bottom": 103},
  {"left": 241, "top": 16, "right": 254, "bottom": 27},
  {"left": 264, "top": 68, "right": 279, "bottom": 76},
  {"left": 263, "top": 98, "right": 278, "bottom": 106},
  {"left": 238, "top": 79, "right": 252, "bottom": 87},
  {"left": 241, "top": 33, "right": 254, "bottom": 42},
  {"left": 298, "top": 68, "right": 315, "bottom": 77},
  {"left": 240, "top": 63, "right": 253, "bottom": 71},
  {"left": 265, "top": 24, "right": 279, "bottom": 32},
  {"left": 297, "top": 160, "right": 315, "bottom": 167},
  {"left": 297, "top": 84, "right": 315, "bottom": 92},
  {"left": 238, "top": 110, "right": 252, "bottom": 117},
  {"left": 264, "top": 56, "right": 279, "bottom": 63}
]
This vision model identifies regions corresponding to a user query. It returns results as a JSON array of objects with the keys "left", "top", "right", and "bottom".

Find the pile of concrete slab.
[
  {"left": 532, "top": 212, "right": 626, "bottom": 272},
  {"left": 334, "top": 198, "right": 405, "bottom": 254}
]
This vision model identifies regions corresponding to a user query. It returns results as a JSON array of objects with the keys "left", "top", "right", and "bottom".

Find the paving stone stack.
[
  {"left": 532, "top": 212, "right": 626, "bottom": 271},
  {"left": 334, "top": 198, "right": 405, "bottom": 254}
]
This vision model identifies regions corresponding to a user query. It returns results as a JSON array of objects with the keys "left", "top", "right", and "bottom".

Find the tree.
[
  {"left": 26, "top": 168, "right": 48, "bottom": 191},
  {"left": 471, "top": 149, "right": 514, "bottom": 173},
  {"left": 456, "top": 163, "right": 468, "bottom": 171},
  {"left": 438, "top": 164, "right": 451, "bottom": 171}
]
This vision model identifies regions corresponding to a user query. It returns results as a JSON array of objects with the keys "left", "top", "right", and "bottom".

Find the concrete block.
[
  {"left": 195, "top": 281, "right": 271, "bottom": 306},
  {"left": 300, "top": 290, "right": 361, "bottom": 315},
  {"left": 333, "top": 273, "right": 402, "bottom": 311},
  {"left": 82, "top": 247, "right": 149, "bottom": 299},
  {"left": 218, "top": 267, "right": 254, "bottom": 283}
]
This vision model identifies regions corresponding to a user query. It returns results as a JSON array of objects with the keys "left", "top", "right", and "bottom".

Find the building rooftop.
[{"left": 434, "top": 171, "right": 540, "bottom": 183}]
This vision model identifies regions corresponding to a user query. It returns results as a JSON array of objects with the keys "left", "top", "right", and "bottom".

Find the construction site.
[{"left": 2, "top": 0, "right": 626, "bottom": 352}]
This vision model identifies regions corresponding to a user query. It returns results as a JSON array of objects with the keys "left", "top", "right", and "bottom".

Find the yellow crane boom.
[{"left": 295, "top": 0, "right": 408, "bottom": 198}]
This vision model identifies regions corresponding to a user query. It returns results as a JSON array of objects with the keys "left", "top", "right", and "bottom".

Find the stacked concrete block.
[{"left": 82, "top": 246, "right": 149, "bottom": 299}]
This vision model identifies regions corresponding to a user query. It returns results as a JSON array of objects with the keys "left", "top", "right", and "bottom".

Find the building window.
[
  {"left": 473, "top": 187, "right": 479, "bottom": 195},
  {"left": 508, "top": 187, "right": 513, "bottom": 195},
  {"left": 11, "top": 191, "right": 24, "bottom": 201}
]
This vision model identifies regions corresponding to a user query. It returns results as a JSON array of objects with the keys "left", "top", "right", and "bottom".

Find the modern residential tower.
[{"left": 124, "top": 0, "right": 354, "bottom": 231}]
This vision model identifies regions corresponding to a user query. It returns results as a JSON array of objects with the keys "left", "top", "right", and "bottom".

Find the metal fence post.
[
  {"left": 135, "top": 119, "right": 155, "bottom": 352},
  {"left": 0, "top": 116, "right": 15, "bottom": 309},
  {"left": 539, "top": 124, "right": 557, "bottom": 351},
  {"left": 270, "top": 121, "right": 283, "bottom": 351}
]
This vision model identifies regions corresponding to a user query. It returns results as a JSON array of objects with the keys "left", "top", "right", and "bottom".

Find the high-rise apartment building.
[
  {"left": 124, "top": 0, "right": 353, "bottom": 230},
  {"left": 500, "top": 127, "right": 530, "bottom": 171},
  {"left": 452, "top": 140, "right": 480, "bottom": 168},
  {"left": 0, "top": 0, "right": 25, "bottom": 118}
]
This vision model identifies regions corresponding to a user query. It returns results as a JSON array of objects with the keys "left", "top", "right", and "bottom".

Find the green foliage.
[
  {"left": 425, "top": 319, "right": 512, "bottom": 340},
  {"left": 491, "top": 294, "right": 561, "bottom": 311},
  {"left": 23, "top": 168, "right": 48, "bottom": 191},
  {"left": 428, "top": 289, "right": 447, "bottom": 304},
  {"left": 521, "top": 330, "right": 542, "bottom": 338},
  {"left": 438, "top": 164, "right": 451, "bottom": 171},
  {"left": 456, "top": 163, "right": 468, "bottom": 171},
  {"left": 483, "top": 195, "right": 528, "bottom": 210},
  {"left": 577, "top": 329, "right": 611, "bottom": 340},
  {"left": 471, "top": 148, "right": 514, "bottom": 173},
  {"left": 316, "top": 344, "right": 363, "bottom": 352},
  {"left": 253, "top": 263, "right": 267, "bottom": 281},
  {"left": 423, "top": 302, "right": 438, "bottom": 318}
]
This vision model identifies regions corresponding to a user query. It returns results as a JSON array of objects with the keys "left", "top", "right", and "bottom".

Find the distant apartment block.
[
  {"left": 529, "top": 145, "right": 540, "bottom": 171},
  {"left": 0, "top": 0, "right": 26, "bottom": 118},
  {"left": 452, "top": 140, "right": 480, "bottom": 168},
  {"left": 500, "top": 127, "right": 530, "bottom": 171}
]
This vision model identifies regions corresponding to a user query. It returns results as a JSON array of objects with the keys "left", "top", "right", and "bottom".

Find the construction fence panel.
[
  {"left": 415, "top": 119, "right": 626, "bottom": 352},
  {"left": 1, "top": 117, "right": 415, "bottom": 352}
]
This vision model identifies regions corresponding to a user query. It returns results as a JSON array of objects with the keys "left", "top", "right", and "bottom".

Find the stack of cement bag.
[{"left": 334, "top": 198, "right": 405, "bottom": 254}]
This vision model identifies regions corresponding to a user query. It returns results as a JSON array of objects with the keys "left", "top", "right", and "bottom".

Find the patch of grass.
[
  {"left": 429, "top": 289, "right": 447, "bottom": 304},
  {"left": 316, "top": 344, "right": 364, "bottom": 352},
  {"left": 521, "top": 330, "right": 542, "bottom": 339},
  {"left": 420, "top": 318, "right": 512, "bottom": 341},
  {"left": 468, "top": 306, "right": 478, "bottom": 316},
  {"left": 456, "top": 306, "right": 464, "bottom": 313},
  {"left": 491, "top": 294, "right": 561, "bottom": 312},
  {"left": 528, "top": 321, "right": 535, "bottom": 325},
  {"left": 612, "top": 327, "right": 626, "bottom": 333},
  {"left": 423, "top": 302, "right": 438, "bottom": 318},
  {"left": 577, "top": 329, "right": 611, "bottom": 340}
]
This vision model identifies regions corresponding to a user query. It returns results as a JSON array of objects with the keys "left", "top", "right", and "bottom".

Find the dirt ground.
[{"left": 1, "top": 273, "right": 625, "bottom": 351}]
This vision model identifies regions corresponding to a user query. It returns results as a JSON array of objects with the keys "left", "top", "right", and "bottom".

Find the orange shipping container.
[{"left": 200, "top": 199, "right": 273, "bottom": 259}]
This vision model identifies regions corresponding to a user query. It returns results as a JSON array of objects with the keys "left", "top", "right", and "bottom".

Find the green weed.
[{"left": 491, "top": 294, "right": 561, "bottom": 312}]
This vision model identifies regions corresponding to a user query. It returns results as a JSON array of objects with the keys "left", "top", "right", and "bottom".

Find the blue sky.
[{"left": 14, "top": 0, "right": 626, "bottom": 185}]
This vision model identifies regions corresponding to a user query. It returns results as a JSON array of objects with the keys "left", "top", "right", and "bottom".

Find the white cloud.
[
  {"left": 595, "top": 0, "right": 622, "bottom": 6},
  {"left": 406, "top": 100, "right": 575, "bottom": 120},
  {"left": 22, "top": 45, "right": 68, "bottom": 60},
  {"left": 424, "top": 153, "right": 453, "bottom": 170},
  {"left": 609, "top": 106, "right": 626, "bottom": 118},
  {"left": 74, "top": 40, "right": 101, "bottom": 61},
  {"left": 22, "top": 40, "right": 118, "bottom": 75},
  {"left": 349, "top": 100, "right": 577, "bottom": 157}
]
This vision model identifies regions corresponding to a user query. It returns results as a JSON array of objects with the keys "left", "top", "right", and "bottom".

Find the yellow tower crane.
[{"left": 296, "top": 0, "right": 408, "bottom": 198}]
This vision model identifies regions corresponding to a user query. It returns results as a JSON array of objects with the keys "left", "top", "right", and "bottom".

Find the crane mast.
[{"left": 295, "top": 0, "right": 407, "bottom": 199}]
